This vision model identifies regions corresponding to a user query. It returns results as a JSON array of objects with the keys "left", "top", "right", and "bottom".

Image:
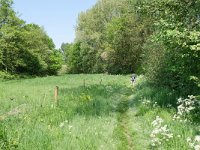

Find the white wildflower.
[
  {"left": 174, "top": 95, "right": 199, "bottom": 122},
  {"left": 150, "top": 116, "right": 173, "bottom": 147},
  {"left": 187, "top": 137, "right": 192, "bottom": 142},
  {"left": 188, "top": 95, "right": 196, "bottom": 99},
  {"left": 187, "top": 135, "right": 200, "bottom": 149},
  {"left": 141, "top": 99, "right": 151, "bottom": 106},
  {"left": 177, "top": 135, "right": 181, "bottom": 138},
  {"left": 195, "top": 136, "right": 200, "bottom": 142},
  {"left": 167, "top": 104, "right": 172, "bottom": 108},
  {"left": 59, "top": 122, "right": 64, "bottom": 128},
  {"left": 59, "top": 120, "right": 69, "bottom": 128},
  {"left": 153, "top": 102, "right": 158, "bottom": 107},
  {"left": 194, "top": 145, "right": 200, "bottom": 150}
]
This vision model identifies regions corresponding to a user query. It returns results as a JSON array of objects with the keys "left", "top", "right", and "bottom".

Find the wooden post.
[
  {"left": 54, "top": 86, "right": 59, "bottom": 105},
  {"left": 100, "top": 79, "right": 102, "bottom": 85}
]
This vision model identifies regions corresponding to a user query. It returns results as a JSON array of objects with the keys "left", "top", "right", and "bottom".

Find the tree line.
[
  {"left": 0, "top": 0, "right": 199, "bottom": 95},
  {"left": 61, "top": 0, "right": 200, "bottom": 95},
  {"left": 0, "top": 0, "right": 62, "bottom": 77}
]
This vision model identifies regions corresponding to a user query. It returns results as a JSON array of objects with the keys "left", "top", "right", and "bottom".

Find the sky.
[{"left": 13, "top": 0, "right": 97, "bottom": 49}]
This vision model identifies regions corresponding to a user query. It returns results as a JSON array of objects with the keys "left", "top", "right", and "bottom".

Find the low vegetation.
[
  {"left": 0, "top": 74, "right": 132, "bottom": 149},
  {"left": 0, "top": 74, "right": 199, "bottom": 149},
  {"left": 129, "top": 76, "right": 200, "bottom": 149}
]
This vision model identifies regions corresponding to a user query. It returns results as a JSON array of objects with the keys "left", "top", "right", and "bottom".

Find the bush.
[{"left": 0, "top": 71, "right": 17, "bottom": 80}]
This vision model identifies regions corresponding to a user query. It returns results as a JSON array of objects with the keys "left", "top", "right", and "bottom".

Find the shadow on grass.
[
  {"left": 58, "top": 83, "right": 132, "bottom": 117},
  {"left": 129, "top": 81, "right": 179, "bottom": 108}
]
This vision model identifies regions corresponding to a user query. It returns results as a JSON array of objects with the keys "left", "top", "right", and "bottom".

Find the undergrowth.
[{"left": 129, "top": 76, "right": 200, "bottom": 149}]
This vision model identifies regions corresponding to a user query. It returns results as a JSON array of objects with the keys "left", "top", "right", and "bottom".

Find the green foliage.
[
  {"left": 128, "top": 76, "right": 199, "bottom": 149},
  {"left": 0, "top": 71, "right": 16, "bottom": 79},
  {"left": 60, "top": 42, "right": 73, "bottom": 63},
  {"left": 131, "top": 76, "right": 178, "bottom": 107},
  {"left": 138, "top": 0, "right": 200, "bottom": 94},
  {"left": 66, "top": 42, "right": 83, "bottom": 73},
  {"left": 46, "top": 50, "right": 62, "bottom": 75},
  {"left": 66, "top": 0, "right": 146, "bottom": 74},
  {"left": 105, "top": 15, "right": 143, "bottom": 74},
  {"left": 64, "top": 0, "right": 200, "bottom": 98},
  {"left": 0, "top": 1, "right": 62, "bottom": 77}
]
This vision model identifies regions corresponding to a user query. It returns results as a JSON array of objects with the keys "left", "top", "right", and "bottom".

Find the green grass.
[
  {"left": 0, "top": 74, "right": 133, "bottom": 149},
  {"left": 0, "top": 74, "right": 199, "bottom": 149},
  {"left": 128, "top": 76, "right": 200, "bottom": 149}
]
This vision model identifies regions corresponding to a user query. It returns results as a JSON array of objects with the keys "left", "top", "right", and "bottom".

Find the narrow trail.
[
  {"left": 119, "top": 112, "right": 134, "bottom": 150},
  {"left": 117, "top": 97, "right": 135, "bottom": 150},
  {"left": 0, "top": 104, "right": 26, "bottom": 121}
]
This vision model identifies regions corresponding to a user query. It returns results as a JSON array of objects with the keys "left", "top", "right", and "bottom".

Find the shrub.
[
  {"left": 0, "top": 71, "right": 16, "bottom": 80},
  {"left": 173, "top": 95, "right": 200, "bottom": 122}
]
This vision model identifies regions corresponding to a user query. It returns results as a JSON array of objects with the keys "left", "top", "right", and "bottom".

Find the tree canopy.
[
  {"left": 63, "top": 0, "right": 200, "bottom": 95},
  {"left": 1, "top": 0, "right": 199, "bottom": 95},
  {"left": 0, "top": 0, "right": 62, "bottom": 76}
]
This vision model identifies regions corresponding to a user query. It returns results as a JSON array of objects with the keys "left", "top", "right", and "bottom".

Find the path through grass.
[
  {"left": 0, "top": 74, "right": 134, "bottom": 149},
  {"left": 1, "top": 74, "right": 198, "bottom": 149}
]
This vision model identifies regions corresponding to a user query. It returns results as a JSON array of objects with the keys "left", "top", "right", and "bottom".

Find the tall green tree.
[
  {"left": 138, "top": 0, "right": 200, "bottom": 94},
  {"left": 0, "top": 0, "right": 24, "bottom": 73},
  {"left": 67, "top": 42, "right": 82, "bottom": 73},
  {"left": 0, "top": 1, "right": 62, "bottom": 76},
  {"left": 68, "top": 0, "right": 145, "bottom": 74}
]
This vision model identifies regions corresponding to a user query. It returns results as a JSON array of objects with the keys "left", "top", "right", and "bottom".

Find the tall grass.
[
  {"left": 0, "top": 74, "right": 132, "bottom": 149},
  {"left": 0, "top": 74, "right": 199, "bottom": 149},
  {"left": 128, "top": 76, "right": 200, "bottom": 149}
]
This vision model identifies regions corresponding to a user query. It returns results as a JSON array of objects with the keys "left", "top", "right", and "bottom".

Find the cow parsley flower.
[
  {"left": 187, "top": 135, "right": 200, "bottom": 150},
  {"left": 173, "top": 95, "right": 199, "bottom": 122},
  {"left": 150, "top": 116, "right": 173, "bottom": 147},
  {"left": 59, "top": 122, "right": 65, "bottom": 128}
]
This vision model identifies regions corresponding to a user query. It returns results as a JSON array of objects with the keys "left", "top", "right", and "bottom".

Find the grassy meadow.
[
  {"left": 0, "top": 74, "right": 199, "bottom": 150},
  {"left": 0, "top": 74, "right": 133, "bottom": 149}
]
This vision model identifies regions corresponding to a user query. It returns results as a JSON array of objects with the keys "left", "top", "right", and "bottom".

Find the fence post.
[
  {"left": 100, "top": 79, "right": 102, "bottom": 85},
  {"left": 54, "top": 86, "right": 59, "bottom": 105}
]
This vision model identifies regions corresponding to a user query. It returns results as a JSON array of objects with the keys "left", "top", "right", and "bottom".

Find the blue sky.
[{"left": 13, "top": 0, "right": 97, "bottom": 48}]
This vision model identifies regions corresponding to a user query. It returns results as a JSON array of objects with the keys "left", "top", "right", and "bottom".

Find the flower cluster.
[
  {"left": 173, "top": 95, "right": 199, "bottom": 122},
  {"left": 187, "top": 135, "right": 200, "bottom": 150},
  {"left": 153, "top": 101, "right": 158, "bottom": 108},
  {"left": 141, "top": 99, "right": 151, "bottom": 106},
  {"left": 166, "top": 104, "right": 172, "bottom": 108},
  {"left": 59, "top": 120, "right": 69, "bottom": 128},
  {"left": 150, "top": 116, "right": 173, "bottom": 147},
  {"left": 140, "top": 99, "right": 159, "bottom": 108},
  {"left": 79, "top": 93, "right": 92, "bottom": 102}
]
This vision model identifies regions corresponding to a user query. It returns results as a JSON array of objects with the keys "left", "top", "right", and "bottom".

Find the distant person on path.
[{"left": 131, "top": 74, "right": 136, "bottom": 85}]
